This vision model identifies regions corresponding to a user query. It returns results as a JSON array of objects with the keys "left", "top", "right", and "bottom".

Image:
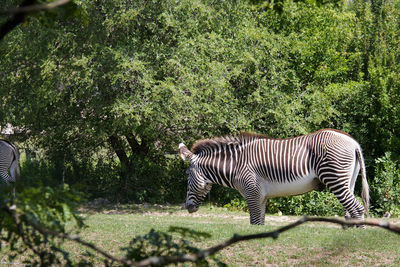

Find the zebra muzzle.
[{"left": 185, "top": 201, "right": 198, "bottom": 213}]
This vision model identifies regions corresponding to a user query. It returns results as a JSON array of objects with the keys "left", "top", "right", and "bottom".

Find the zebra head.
[{"left": 179, "top": 143, "right": 212, "bottom": 213}]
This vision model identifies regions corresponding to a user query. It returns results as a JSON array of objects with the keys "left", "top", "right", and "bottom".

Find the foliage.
[
  {"left": 370, "top": 153, "right": 400, "bottom": 217},
  {"left": 222, "top": 190, "right": 343, "bottom": 216},
  {"left": 123, "top": 227, "right": 225, "bottom": 266},
  {"left": 2, "top": 204, "right": 400, "bottom": 266},
  {"left": 223, "top": 197, "right": 249, "bottom": 212},
  {"left": 0, "top": 183, "right": 86, "bottom": 266},
  {"left": 266, "top": 190, "right": 344, "bottom": 216},
  {"left": 1, "top": 0, "right": 400, "bottom": 212},
  {"left": 14, "top": 184, "right": 85, "bottom": 231},
  {"left": 1, "top": 0, "right": 400, "bottom": 265}
]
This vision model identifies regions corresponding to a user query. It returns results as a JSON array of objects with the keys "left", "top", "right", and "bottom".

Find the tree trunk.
[
  {"left": 126, "top": 134, "right": 149, "bottom": 156},
  {"left": 108, "top": 135, "right": 130, "bottom": 202}
]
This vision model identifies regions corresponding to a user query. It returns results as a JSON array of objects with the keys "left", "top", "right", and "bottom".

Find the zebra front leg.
[
  {"left": 245, "top": 194, "right": 266, "bottom": 225},
  {"left": 236, "top": 172, "right": 266, "bottom": 225}
]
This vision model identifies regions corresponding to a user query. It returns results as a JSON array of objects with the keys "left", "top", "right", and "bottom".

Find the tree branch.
[
  {"left": 7, "top": 205, "right": 44, "bottom": 258},
  {"left": 133, "top": 216, "right": 400, "bottom": 266},
  {"left": 108, "top": 135, "right": 129, "bottom": 166},
  {"left": 0, "top": 0, "right": 72, "bottom": 41},
  {"left": 126, "top": 134, "right": 149, "bottom": 156},
  {"left": 4, "top": 0, "right": 72, "bottom": 15},
  {"left": 3, "top": 204, "right": 400, "bottom": 267},
  {"left": 0, "top": 0, "right": 36, "bottom": 41},
  {"left": 2, "top": 204, "right": 133, "bottom": 266}
]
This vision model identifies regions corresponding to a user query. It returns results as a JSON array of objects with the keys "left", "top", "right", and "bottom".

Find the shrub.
[
  {"left": 218, "top": 189, "right": 344, "bottom": 216},
  {"left": 0, "top": 183, "right": 85, "bottom": 266},
  {"left": 265, "top": 190, "right": 344, "bottom": 216},
  {"left": 223, "top": 198, "right": 248, "bottom": 212},
  {"left": 370, "top": 152, "right": 400, "bottom": 217}
]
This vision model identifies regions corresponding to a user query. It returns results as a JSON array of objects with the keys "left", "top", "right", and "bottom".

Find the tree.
[
  {"left": 1, "top": 0, "right": 400, "bottom": 265},
  {"left": 1, "top": 0, "right": 400, "bottom": 208}
]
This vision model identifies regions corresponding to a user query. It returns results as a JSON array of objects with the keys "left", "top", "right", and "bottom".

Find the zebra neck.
[{"left": 196, "top": 146, "right": 239, "bottom": 188}]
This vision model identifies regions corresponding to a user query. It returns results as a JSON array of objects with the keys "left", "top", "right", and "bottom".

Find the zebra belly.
[{"left": 262, "top": 172, "right": 320, "bottom": 198}]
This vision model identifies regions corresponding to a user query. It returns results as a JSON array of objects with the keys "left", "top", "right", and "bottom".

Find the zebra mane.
[{"left": 191, "top": 132, "right": 269, "bottom": 155}]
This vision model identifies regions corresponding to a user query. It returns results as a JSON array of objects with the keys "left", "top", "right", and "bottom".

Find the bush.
[
  {"left": 217, "top": 189, "right": 344, "bottom": 216},
  {"left": 0, "top": 183, "right": 85, "bottom": 266},
  {"left": 223, "top": 198, "right": 248, "bottom": 212},
  {"left": 122, "top": 226, "right": 223, "bottom": 266},
  {"left": 370, "top": 152, "right": 400, "bottom": 217},
  {"left": 265, "top": 190, "right": 344, "bottom": 216}
]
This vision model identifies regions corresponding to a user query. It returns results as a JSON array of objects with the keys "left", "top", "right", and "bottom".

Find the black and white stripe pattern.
[
  {"left": 0, "top": 140, "right": 20, "bottom": 185},
  {"left": 179, "top": 129, "right": 369, "bottom": 225}
]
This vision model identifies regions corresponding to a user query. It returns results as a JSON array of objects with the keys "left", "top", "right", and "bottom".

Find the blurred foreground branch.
[
  {"left": 6, "top": 0, "right": 71, "bottom": 14},
  {"left": 133, "top": 216, "right": 400, "bottom": 266},
  {"left": 0, "top": 0, "right": 71, "bottom": 41},
  {"left": 2, "top": 204, "right": 132, "bottom": 266},
  {"left": 3, "top": 203, "right": 400, "bottom": 266}
]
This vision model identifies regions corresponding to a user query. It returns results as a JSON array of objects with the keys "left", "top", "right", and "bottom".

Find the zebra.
[
  {"left": 178, "top": 129, "right": 369, "bottom": 225},
  {"left": 0, "top": 140, "right": 20, "bottom": 185}
]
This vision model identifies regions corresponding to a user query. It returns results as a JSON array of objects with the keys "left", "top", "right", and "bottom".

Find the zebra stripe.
[
  {"left": 179, "top": 129, "right": 369, "bottom": 225},
  {"left": 0, "top": 140, "right": 20, "bottom": 185}
]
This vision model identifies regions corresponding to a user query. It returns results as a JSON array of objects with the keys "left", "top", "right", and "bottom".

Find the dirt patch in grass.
[
  {"left": 79, "top": 203, "right": 182, "bottom": 215},
  {"left": 80, "top": 203, "right": 301, "bottom": 226},
  {"left": 79, "top": 203, "right": 400, "bottom": 229}
]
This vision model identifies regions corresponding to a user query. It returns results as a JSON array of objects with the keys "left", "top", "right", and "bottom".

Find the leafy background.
[{"left": 1, "top": 0, "right": 400, "bottom": 217}]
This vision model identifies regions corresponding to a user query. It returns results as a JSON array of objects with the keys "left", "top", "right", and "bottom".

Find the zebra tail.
[{"left": 357, "top": 147, "right": 369, "bottom": 217}]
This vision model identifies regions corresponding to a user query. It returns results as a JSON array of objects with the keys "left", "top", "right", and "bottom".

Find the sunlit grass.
[
  {"left": 2, "top": 204, "right": 400, "bottom": 266},
  {"left": 70, "top": 204, "right": 400, "bottom": 266}
]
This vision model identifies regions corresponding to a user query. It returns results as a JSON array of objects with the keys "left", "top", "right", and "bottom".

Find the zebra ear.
[{"left": 178, "top": 143, "right": 193, "bottom": 161}]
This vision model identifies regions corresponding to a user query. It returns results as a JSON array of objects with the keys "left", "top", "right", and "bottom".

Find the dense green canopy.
[{"left": 1, "top": 0, "right": 400, "bottom": 215}]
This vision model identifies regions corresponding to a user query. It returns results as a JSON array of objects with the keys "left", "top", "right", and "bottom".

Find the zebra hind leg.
[
  {"left": 340, "top": 194, "right": 365, "bottom": 228},
  {"left": 323, "top": 179, "right": 366, "bottom": 228},
  {"left": 343, "top": 210, "right": 361, "bottom": 229}
]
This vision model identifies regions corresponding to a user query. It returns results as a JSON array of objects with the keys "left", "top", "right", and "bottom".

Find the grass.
[{"left": 2, "top": 204, "right": 400, "bottom": 266}]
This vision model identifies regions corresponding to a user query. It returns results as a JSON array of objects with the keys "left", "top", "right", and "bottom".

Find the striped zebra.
[
  {"left": 0, "top": 140, "right": 20, "bottom": 185},
  {"left": 178, "top": 129, "right": 369, "bottom": 225}
]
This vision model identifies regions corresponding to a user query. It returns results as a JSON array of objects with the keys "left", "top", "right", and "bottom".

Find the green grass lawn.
[{"left": 2, "top": 204, "right": 400, "bottom": 266}]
